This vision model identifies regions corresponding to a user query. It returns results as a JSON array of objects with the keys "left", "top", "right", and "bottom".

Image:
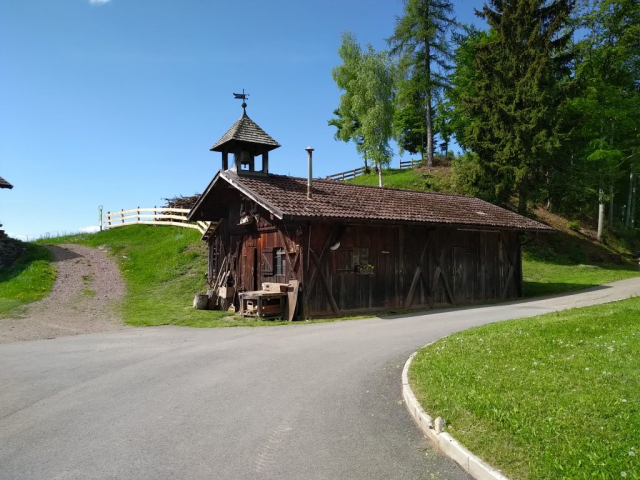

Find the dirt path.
[{"left": 0, "top": 244, "right": 127, "bottom": 344}]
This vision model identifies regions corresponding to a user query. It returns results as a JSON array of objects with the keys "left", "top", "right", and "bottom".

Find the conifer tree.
[{"left": 463, "top": 0, "right": 575, "bottom": 213}]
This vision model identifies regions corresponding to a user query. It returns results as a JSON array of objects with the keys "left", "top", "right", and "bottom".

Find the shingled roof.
[
  {"left": 210, "top": 111, "right": 280, "bottom": 152},
  {"left": 190, "top": 171, "right": 553, "bottom": 232},
  {"left": 0, "top": 176, "right": 13, "bottom": 189}
]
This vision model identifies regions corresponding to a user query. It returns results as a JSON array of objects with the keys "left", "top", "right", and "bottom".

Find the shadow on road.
[
  {"left": 45, "top": 245, "right": 83, "bottom": 262},
  {"left": 379, "top": 283, "right": 612, "bottom": 321}
]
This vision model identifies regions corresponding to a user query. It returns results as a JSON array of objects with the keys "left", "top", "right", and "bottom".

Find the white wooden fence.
[{"left": 104, "top": 207, "right": 212, "bottom": 235}]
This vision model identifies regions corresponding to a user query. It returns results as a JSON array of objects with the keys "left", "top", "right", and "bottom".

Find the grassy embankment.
[
  {"left": 351, "top": 168, "right": 640, "bottom": 296},
  {"left": 39, "top": 226, "right": 370, "bottom": 327},
  {"left": 409, "top": 296, "right": 640, "bottom": 479},
  {"left": 0, "top": 240, "right": 56, "bottom": 317}
]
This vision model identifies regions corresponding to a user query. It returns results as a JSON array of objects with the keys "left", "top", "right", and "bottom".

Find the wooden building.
[
  {"left": 188, "top": 106, "right": 552, "bottom": 318},
  {"left": 0, "top": 176, "right": 12, "bottom": 190}
]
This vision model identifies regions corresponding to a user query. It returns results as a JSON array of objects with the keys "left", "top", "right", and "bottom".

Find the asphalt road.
[{"left": 2, "top": 278, "right": 639, "bottom": 480}]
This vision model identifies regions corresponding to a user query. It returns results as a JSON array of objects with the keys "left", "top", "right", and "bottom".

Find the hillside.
[{"left": 38, "top": 226, "right": 230, "bottom": 327}]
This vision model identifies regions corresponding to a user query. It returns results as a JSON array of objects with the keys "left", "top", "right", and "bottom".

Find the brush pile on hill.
[{"left": 163, "top": 194, "right": 201, "bottom": 210}]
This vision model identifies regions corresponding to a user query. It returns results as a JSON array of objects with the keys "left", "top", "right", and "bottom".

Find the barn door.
[
  {"left": 241, "top": 235, "right": 259, "bottom": 291},
  {"left": 453, "top": 246, "right": 473, "bottom": 303}
]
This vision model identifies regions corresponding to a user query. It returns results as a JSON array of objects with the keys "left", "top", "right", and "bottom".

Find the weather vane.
[{"left": 233, "top": 89, "right": 249, "bottom": 111}]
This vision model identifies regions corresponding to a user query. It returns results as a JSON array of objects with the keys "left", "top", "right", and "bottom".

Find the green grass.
[
  {"left": 0, "top": 241, "right": 56, "bottom": 317},
  {"left": 523, "top": 254, "right": 640, "bottom": 297},
  {"left": 522, "top": 239, "right": 640, "bottom": 297},
  {"left": 349, "top": 168, "right": 456, "bottom": 192},
  {"left": 39, "top": 226, "right": 239, "bottom": 327},
  {"left": 409, "top": 297, "right": 640, "bottom": 479}
]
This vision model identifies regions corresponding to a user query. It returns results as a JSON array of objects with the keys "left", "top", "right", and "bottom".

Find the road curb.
[{"left": 402, "top": 346, "right": 510, "bottom": 480}]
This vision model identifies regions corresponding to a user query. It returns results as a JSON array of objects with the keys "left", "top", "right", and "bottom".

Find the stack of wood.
[
  {"left": 208, "top": 255, "right": 235, "bottom": 311},
  {"left": 163, "top": 194, "right": 201, "bottom": 210}
]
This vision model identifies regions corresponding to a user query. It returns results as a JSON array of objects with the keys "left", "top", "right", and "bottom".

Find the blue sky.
[{"left": 1, "top": 0, "right": 486, "bottom": 239}]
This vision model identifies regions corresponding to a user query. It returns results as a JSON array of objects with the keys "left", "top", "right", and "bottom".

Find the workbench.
[{"left": 238, "top": 290, "right": 287, "bottom": 318}]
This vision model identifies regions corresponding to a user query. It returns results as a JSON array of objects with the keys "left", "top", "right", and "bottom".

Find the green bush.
[{"left": 567, "top": 220, "right": 581, "bottom": 231}]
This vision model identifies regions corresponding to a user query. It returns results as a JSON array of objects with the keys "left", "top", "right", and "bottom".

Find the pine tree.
[
  {"left": 388, "top": 0, "right": 456, "bottom": 167},
  {"left": 463, "top": 0, "right": 575, "bottom": 213}
]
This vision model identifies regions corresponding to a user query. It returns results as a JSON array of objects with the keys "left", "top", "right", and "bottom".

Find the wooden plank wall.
[
  {"left": 302, "top": 223, "right": 523, "bottom": 317},
  {"left": 208, "top": 203, "right": 523, "bottom": 318}
]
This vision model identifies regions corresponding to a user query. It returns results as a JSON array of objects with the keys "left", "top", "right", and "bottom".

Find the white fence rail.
[{"left": 105, "top": 207, "right": 211, "bottom": 235}]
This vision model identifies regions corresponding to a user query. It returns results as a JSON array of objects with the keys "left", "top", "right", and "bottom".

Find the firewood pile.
[{"left": 163, "top": 194, "right": 201, "bottom": 210}]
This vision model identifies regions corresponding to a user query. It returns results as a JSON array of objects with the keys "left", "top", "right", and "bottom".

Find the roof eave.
[
  {"left": 187, "top": 171, "right": 223, "bottom": 221},
  {"left": 210, "top": 140, "right": 281, "bottom": 153},
  {"left": 221, "top": 172, "right": 285, "bottom": 220},
  {"left": 280, "top": 214, "right": 553, "bottom": 232}
]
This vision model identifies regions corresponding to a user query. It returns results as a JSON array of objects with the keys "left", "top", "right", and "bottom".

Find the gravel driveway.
[{"left": 0, "top": 243, "right": 127, "bottom": 344}]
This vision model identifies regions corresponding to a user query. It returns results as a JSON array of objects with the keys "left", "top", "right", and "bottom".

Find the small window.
[
  {"left": 274, "top": 248, "right": 286, "bottom": 276},
  {"left": 335, "top": 249, "right": 354, "bottom": 272},
  {"left": 353, "top": 247, "right": 369, "bottom": 266},
  {"left": 334, "top": 247, "right": 371, "bottom": 273}
]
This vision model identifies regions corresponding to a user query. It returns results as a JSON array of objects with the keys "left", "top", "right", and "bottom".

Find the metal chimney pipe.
[{"left": 305, "top": 146, "right": 314, "bottom": 200}]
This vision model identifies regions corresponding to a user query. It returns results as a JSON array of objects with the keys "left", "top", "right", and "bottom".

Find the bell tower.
[{"left": 210, "top": 92, "right": 280, "bottom": 175}]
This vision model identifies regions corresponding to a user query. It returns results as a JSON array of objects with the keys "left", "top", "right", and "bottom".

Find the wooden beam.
[
  {"left": 403, "top": 238, "right": 429, "bottom": 310},
  {"left": 431, "top": 230, "right": 456, "bottom": 306},
  {"left": 105, "top": 207, "right": 190, "bottom": 218},
  {"left": 107, "top": 221, "right": 201, "bottom": 230},
  {"left": 310, "top": 249, "right": 341, "bottom": 316},
  {"left": 500, "top": 233, "right": 520, "bottom": 300}
]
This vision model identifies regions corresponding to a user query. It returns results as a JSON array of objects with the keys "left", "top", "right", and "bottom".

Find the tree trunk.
[
  {"left": 608, "top": 185, "right": 614, "bottom": 227},
  {"left": 546, "top": 171, "right": 551, "bottom": 210},
  {"left": 518, "top": 180, "right": 528, "bottom": 215},
  {"left": 378, "top": 164, "right": 383, "bottom": 188},
  {"left": 631, "top": 175, "right": 637, "bottom": 229},
  {"left": 626, "top": 170, "right": 634, "bottom": 228},
  {"left": 424, "top": 36, "right": 433, "bottom": 168},
  {"left": 597, "top": 188, "right": 605, "bottom": 242}
]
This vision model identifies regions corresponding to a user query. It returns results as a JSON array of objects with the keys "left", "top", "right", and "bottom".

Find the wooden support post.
[
  {"left": 403, "top": 239, "right": 430, "bottom": 310},
  {"left": 500, "top": 233, "right": 520, "bottom": 301},
  {"left": 121, "top": 209, "right": 124, "bottom": 224},
  {"left": 137, "top": 206, "right": 140, "bottom": 223},
  {"left": 107, "top": 211, "right": 111, "bottom": 227},
  {"left": 262, "top": 151, "right": 269, "bottom": 174}
]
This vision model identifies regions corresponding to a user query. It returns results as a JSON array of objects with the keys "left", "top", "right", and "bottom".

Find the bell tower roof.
[
  {"left": 210, "top": 108, "right": 280, "bottom": 153},
  {"left": 212, "top": 93, "right": 279, "bottom": 176}
]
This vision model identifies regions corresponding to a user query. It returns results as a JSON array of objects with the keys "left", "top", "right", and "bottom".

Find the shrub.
[{"left": 567, "top": 220, "right": 581, "bottom": 232}]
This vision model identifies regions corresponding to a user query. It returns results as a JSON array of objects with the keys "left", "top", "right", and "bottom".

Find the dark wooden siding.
[{"left": 208, "top": 206, "right": 523, "bottom": 318}]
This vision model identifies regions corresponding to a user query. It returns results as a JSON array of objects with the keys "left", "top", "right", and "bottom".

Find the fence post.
[
  {"left": 137, "top": 206, "right": 140, "bottom": 223},
  {"left": 121, "top": 209, "right": 124, "bottom": 224},
  {"left": 107, "top": 211, "right": 111, "bottom": 227}
]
